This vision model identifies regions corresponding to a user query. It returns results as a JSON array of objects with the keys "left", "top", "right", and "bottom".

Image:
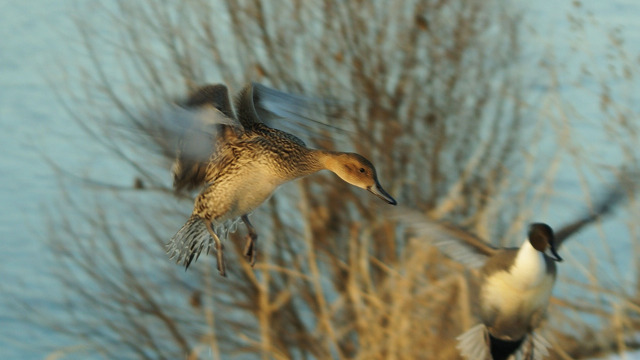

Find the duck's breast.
[
  {"left": 481, "top": 267, "right": 555, "bottom": 320},
  {"left": 233, "top": 164, "right": 283, "bottom": 213},
  {"left": 197, "top": 130, "right": 315, "bottom": 222},
  {"left": 194, "top": 154, "right": 282, "bottom": 223},
  {"left": 479, "top": 249, "right": 556, "bottom": 339}
]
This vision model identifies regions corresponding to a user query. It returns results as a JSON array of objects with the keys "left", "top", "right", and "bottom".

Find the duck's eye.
[{"left": 359, "top": 168, "right": 365, "bottom": 173}]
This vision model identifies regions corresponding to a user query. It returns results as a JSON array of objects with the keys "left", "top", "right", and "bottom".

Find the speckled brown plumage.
[{"left": 166, "top": 83, "right": 396, "bottom": 276}]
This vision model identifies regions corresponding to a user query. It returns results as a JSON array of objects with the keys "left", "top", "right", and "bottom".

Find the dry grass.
[{"left": 22, "top": 0, "right": 640, "bottom": 359}]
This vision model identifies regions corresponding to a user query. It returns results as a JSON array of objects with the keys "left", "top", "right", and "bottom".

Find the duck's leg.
[
  {"left": 241, "top": 215, "right": 258, "bottom": 267},
  {"left": 205, "top": 221, "right": 226, "bottom": 277}
]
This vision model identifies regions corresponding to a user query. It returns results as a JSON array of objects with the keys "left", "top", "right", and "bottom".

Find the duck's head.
[
  {"left": 330, "top": 153, "right": 397, "bottom": 205},
  {"left": 528, "top": 223, "right": 562, "bottom": 262}
]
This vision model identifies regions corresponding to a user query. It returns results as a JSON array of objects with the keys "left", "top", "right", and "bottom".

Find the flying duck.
[
  {"left": 399, "top": 183, "right": 629, "bottom": 359},
  {"left": 163, "top": 83, "right": 397, "bottom": 276}
]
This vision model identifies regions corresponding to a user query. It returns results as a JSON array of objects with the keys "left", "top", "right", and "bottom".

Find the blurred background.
[{"left": 1, "top": 0, "right": 640, "bottom": 359}]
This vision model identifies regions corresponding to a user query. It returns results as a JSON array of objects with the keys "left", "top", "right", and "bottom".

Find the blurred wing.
[
  {"left": 245, "top": 82, "right": 349, "bottom": 146},
  {"left": 555, "top": 174, "right": 632, "bottom": 248},
  {"left": 162, "top": 84, "right": 241, "bottom": 192},
  {"left": 181, "top": 84, "right": 236, "bottom": 119},
  {"left": 456, "top": 324, "right": 490, "bottom": 360},
  {"left": 396, "top": 207, "right": 497, "bottom": 269},
  {"left": 151, "top": 102, "right": 239, "bottom": 192},
  {"left": 526, "top": 332, "right": 551, "bottom": 360}
]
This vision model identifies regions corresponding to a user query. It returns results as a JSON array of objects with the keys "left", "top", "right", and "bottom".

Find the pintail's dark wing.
[
  {"left": 160, "top": 84, "right": 241, "bottom": 192},
  {"left": 234, "top": 82, "right": 348, "bottom": 146},
  {"left": 396, "top": 208, "right": 498, "bottom": 269},
  {"left": 554, "top": 173, "right": 634, "bottom": 249}
]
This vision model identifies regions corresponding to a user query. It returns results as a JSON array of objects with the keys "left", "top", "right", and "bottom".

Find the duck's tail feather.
[
  {"left": 167, "top": 215, "right": 212, "bottom": 269},
  {"left": 456, "top": 324, "right": 491, "bottom": 360}
]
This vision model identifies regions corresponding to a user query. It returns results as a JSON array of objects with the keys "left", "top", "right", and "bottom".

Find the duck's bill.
[
  {"left": 545, "top": 245, "right": 563, "bottom": 262},
  {"left": 368, "top": 184, "right": 397, "bottom": 205}
]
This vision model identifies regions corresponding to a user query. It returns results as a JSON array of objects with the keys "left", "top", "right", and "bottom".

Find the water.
[
  {"left": 0, "top": 1, "right": 134, "bottom": 358},
  {"left": 1, "top": 0, "right": 639, "bottom": 359}
]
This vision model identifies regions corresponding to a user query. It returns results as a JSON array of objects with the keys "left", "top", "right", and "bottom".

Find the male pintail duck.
[
  {"left": 164, "top": 83, "right": 397, "bottom": 276},
  {"left": 399, "top": 183, "right": 628, "bottom": 360}
]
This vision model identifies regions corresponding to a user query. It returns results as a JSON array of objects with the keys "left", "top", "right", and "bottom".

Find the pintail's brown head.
[{"left": 330, "top": 152, "right": 397, "bottom": 205}]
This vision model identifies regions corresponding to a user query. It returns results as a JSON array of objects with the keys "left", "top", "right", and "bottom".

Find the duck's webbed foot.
[
  {"left": 241, "top": 215, "right": 258, "bottom": 267},
  {"left": 205, "top": 222, "right": 227, "bottom": 277}
]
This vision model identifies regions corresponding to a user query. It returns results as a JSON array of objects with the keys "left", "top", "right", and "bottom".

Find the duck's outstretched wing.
[
  {"left": 235, "top": 82, "right": 347, "bottom": 146},
  {"left": 456, "top": 324, "right": 491, "bottom": 360},
  {"left": 161, "top": 84, "right": 241, "bottom": 192},
  {"left": 519, "top": 332, "right": 551, "bottom": 360},
  {"left": 396, "top": 208, "right": 498, "bottom": 269},
  {"left": 555, "top": 173, "right": 634, "bottom": 248}
]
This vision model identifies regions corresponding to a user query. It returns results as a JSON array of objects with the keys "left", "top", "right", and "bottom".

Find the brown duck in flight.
[{"left": 165, "top": 83, "right": 397, "bottom": 276}]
